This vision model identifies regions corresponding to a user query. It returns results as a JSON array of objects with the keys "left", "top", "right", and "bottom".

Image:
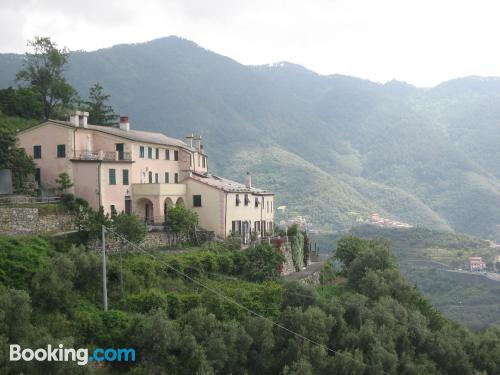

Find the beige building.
[{"left": 17, "top": 112, "right": 274, "bottom": 239}]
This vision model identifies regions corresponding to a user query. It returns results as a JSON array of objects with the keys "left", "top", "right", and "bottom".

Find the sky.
[{"left": 1, "top": 0, "right": 500, "bottom": 87}]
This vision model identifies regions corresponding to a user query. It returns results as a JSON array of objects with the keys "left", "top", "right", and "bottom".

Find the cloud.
[{"left": 1, "top": 0, "right": 500, "bottom": 86}]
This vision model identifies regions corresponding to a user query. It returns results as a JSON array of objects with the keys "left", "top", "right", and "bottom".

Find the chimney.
[
  {"left": 244, "top": 172, "right": 252, "bottom": 188},
  {"left": 119, "top": 116, "right": 130, "bottom": 131},
  {"left": 185, "top": 133, "right": 194, "bottom": 147},
  {"left": 69, "top": 110, "right": 81, "bottom": 126},
  {"left": 193, "top": 134, "right": 202, "bottom": 150},
  {"left": 79, "top": 111, "right": 89, "bottom": 128}
]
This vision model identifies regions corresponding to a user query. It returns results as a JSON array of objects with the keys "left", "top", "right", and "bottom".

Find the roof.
[
  {"left": 21, "top": 120, "right": 195, "bottom": 151},
  {"left": 188, "top": 172, "right": 273, "bottom": 195}
]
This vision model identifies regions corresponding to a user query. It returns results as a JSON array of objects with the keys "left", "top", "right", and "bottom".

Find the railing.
[
  {"left": 73, "top": 150, "right": 132, "bottom": 161},
  {"left": 0, "top": 195, "right": 61, "bottom": 205}
]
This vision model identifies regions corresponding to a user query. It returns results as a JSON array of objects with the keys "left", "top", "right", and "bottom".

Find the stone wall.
[
  {"left": 298, "top": 271, "right": 321, "bottom": 285},
  {"left": 275, "top": 240, "right": 295, "bottom": 276},
  {"left": 0, "top": 207, "right": 75, "bottom": 235}
]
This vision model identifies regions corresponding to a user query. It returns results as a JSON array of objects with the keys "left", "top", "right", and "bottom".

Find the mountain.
[{"left": 1, "top": 36, "right": 499, "bottom": 239}]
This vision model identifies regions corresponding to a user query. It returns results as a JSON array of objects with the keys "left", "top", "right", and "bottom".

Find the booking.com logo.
[{"left": 10, "top": 344, "right": 136, "bottom": 366}]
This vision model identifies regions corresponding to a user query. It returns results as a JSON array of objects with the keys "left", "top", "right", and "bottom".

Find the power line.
[{"left": 103, "top": 226, "right": 393, "bottom": 374}]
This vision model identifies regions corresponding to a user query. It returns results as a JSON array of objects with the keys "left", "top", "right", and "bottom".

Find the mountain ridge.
[{"left": 1, "top": 36, "right": 499, "bottom": 238}]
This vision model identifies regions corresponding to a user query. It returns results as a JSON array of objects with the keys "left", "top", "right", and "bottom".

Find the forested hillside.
[
  {"left": 2, "top": 234, "right": 500, "bottom": 374},
  {"left": 1, "top": 36, "right": 499, "bottom": 239},
  {"left": 342, "top": 226, "right": 500, "bottom": 330}
]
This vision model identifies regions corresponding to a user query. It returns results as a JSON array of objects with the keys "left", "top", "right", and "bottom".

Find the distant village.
[{"left": 363, "top": 213, "right": 413, "bottom": 229}]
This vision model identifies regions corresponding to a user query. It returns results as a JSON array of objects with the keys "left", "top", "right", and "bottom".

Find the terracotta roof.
[{"left": 188, "top": 172, "right": 273, "bottom": 194}]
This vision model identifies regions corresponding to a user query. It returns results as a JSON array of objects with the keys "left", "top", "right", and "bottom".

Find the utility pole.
[{"left": 102, "top": 225, "right": 108, "bottom": 311}]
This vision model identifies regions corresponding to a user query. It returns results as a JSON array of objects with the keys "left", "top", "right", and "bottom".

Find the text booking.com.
[{"left": 10, "top": 344, "right": 136, "bottom": 366}]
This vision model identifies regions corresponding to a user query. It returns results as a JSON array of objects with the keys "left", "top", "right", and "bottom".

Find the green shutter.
[
  {"left": 33, "top": 145, "right": 41, "bottom": 159},
  {"left": 57, "top": 144, "right": 65, "bottom": 158},
  {"left": 109, "top": 169, "right": 116, "bottom": 185},
  {"left": 193, "top": 195, "right": 202, "bottom": 207},
  {"left": 123, "top": 169, "right": 129, "bottom": 185}
]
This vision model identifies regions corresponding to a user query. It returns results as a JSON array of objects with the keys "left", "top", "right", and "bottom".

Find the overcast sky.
[{"left": 1, "top": 0, "right": 499, "bottom": 87}]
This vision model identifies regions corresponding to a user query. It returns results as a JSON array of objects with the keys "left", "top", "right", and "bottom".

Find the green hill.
[
  {"left": 1, "top": 36, "right": 499, "bottom": 239},
  {"left": 2, "top": 233, "right": 500, "bottom": 374}
]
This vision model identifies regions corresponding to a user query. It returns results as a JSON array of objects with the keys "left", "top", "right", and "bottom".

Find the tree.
[
  {"left": 16, "top": 36, "right": 76, "bottom": 120},
  {"left": 335, "top": 236, "right": 369, "bottom": 268},
  {"left": 243, "top": 244, "right": 285, "bottom": 281},
  {"left": 166, "top": 205, "right": 198, "bottom": 234},
  {"left": 84, "top": 83, "right": 117, "bottom": 126},
  {"left": 113, "top": 213, "right": 146, "bottom": 244},
  {"left": 0, "top": 86, "right": 44, "bottom": 119},
  {"left": 55, "top": 172, "right": 73, "bottom": 194},
  {"left": 0, "top": 128, "right": 36, "bottom": 194}
]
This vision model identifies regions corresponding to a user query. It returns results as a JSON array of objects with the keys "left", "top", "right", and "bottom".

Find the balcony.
[
  {"left": 132, "top": 183, "right": 187, "bottom": 197},
  {"left": 72, "top": 150, "right": 132, "bottom": 162}
]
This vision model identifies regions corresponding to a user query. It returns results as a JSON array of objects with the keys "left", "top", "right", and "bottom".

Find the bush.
[
  {"left": 166, "top": 205, "right": 198, "bottom": 234},
  {"left": 113, "top": 213, "right": 146, "bottom": 244}
]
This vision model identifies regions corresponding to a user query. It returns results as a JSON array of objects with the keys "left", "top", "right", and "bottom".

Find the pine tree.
[{"left": 85, "top": 83, "right": 117, "bottom": 126}]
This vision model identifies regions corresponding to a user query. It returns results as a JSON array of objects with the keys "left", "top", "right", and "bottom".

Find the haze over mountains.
[{"left": 0, "top": 36, "right": 499, "bottom": 239}]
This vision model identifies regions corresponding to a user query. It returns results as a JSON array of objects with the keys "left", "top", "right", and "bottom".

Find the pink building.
[
  {"left": 469, "top": 257, "right": 486, "bottom": 271},
  {"left": 17, "top": 112, "right": 274, "bottom": 238}
]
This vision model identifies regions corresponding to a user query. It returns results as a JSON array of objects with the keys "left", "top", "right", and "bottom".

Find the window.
[
  {"left": 125, "top": 198, "right": 132, "bottom": 214},
  {"left": 165, "top": 149, "right": 170, "bottom": 160},
  {"left": 56, "top": 144, "right": 66, "bottom": 158},
  {"left": 110, "top": 205, "right": 116, "bottom": 215},
  {"left": 148, "top": 147, "right": 152, "bottom": 159},
  {"left": 232, "top": 220, "right": 242, "bottom": 234},
  {"left": 148, "top": 171, "right": 153, "bottom": 183},
  {"left": 123, "top": 169, "right": 129, "bottom": 185},
  {"left": 140, "top": 146, "right": 145, "bottom": 158},
  {"left": 174, "top": 173, "right": 179, "bottom": 183},
  {"left": 244, "top": 194, "right": 250, "bottom": 206},
  {"left": 193, "top": 195, "right": 202, "bottom": 207},
  {"left": 109, "top": 169, "right": 116, "bottom": 185},
  {"left": 155, "top": 148, "right": 159, "bottom": 159},
  {"left": 35, "top": 168, "right": 41, "bottom": 185},
  {"left": 255, "top": 197, "right": 259, "bottom": 208},
  {"left": 236, "top": 194, "right": 241, "bottom": 207},
  {"left": 165, "top": 172, "right": 169, "bottom": 183},
  {"left": 202, "top": 156, "right": 206, "bottom": 168},
  {"left": 267, "top": 201, "right": 269, "bottom": 213},
  {"left": 33, "top": 145, "right": 41, "bottom": 159},
  {"left": 255, "top": 221, "right": 261, "bottom": 233},
  {"left": 155, "top": 173, "right": 159, "bottom": 183},
  {"left": 174, "top": 150, "right": 179, "bottom": 161}
]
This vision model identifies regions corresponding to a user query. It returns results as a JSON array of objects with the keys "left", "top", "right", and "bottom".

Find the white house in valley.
[{"left": 16, "top": 111, "right": 275, "bottom": 239}]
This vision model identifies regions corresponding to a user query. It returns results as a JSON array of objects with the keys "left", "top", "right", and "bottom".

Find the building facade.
[
  {"left": 469, "top": 257, "right": 486, "bottom": 271},
  {"left": 17, "top": 112, "right": 274, "bottom": 239}
]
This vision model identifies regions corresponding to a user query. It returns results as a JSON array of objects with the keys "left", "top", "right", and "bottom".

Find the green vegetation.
[
  {"left": 0, "top": 125, "right": 36, "bottom": 194},
  {"left": 1, "top": 233, "right": 500, "bottom": 374},
  {"left": 84, "top": 83, "right": 117, "bottom": 126},
  {"left": 1, "top": 37, "right": 500, "bottom": 239},
  {"left": 165, "top": 204, "right": 198, "bottom": 234},
  {"left": 16, "top": 36, "right": 76, "bottom": 120},
  {"left": 55, "top": 172, "right": 74, "bottom": 194},
  {"left": 346, "top": 225, "right": 500, "bottom": 329}
]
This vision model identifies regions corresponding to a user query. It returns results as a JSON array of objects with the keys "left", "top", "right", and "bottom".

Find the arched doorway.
[
  {"left": 136, "top": 198, "right": 154, "bottom": 224},
  {"left": 175, "top": 197, "right": 184, "bottom": 206},
  {"left": 164, "top": 197, "right": 174, "bottom": 223}
]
